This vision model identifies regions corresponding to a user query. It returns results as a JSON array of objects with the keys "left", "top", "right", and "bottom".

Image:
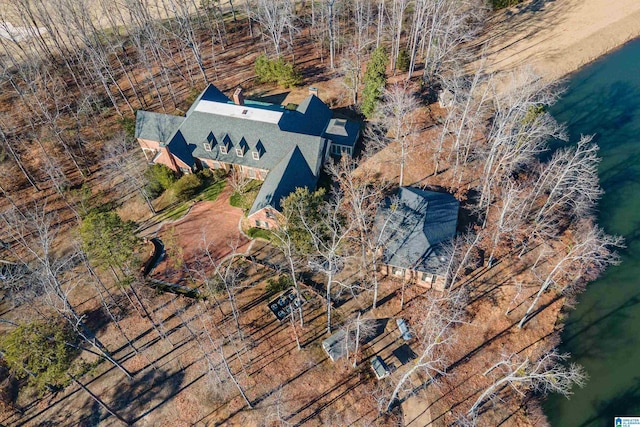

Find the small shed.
[
  {"left": 370, "top": 356, "right": 390, "bottom": 380},
  {"left": 396, "top": 318, "right": 413, "bottom": 341},
  {"left": 322, "top": 330, "right": 348, "bottom": 362}
]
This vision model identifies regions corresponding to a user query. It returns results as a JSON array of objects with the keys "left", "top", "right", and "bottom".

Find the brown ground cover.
[{"left": 0, "top": 5, "right": 591, "bottom": 426}]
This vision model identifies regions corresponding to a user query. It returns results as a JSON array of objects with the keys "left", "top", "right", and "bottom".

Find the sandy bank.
[{"left": 477, "top": 0, "right": 640, "bottom": 81}]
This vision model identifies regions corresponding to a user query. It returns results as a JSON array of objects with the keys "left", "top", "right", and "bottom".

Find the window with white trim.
[
  {"left": 392, "top": 266, "right": 404, "bottom": 276},
  {"left": 220, "top": 145, "right": 228, "bottom": 154},
  {"left": 236, "top": 148, "right": 244, "bottom": 157},
  {"left": 252, "top": 151, "right": 260, "bottom": 160},
  {"left": 203, "top": 142, "right": 212, "bottom": 151}
]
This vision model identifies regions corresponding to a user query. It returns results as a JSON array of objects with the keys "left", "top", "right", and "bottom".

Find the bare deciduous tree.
[
  {"left": 386, "top": 287, "right": 466, "bottom": 411},
  {"left": 325, "top": 156, "right": 390, "bottom": 308},
  {"left": 0, "top": 204, "right": 132, "bottom": 379},
  {"left": 103, "top": 133, "right": 156, "bottom": 214},
  {"left": 296, "top": 190, "right": 354, "bottom": 334},
  {"left": 467, "top": 351, "right": 587, "bottom": 419},
  {"left": 378, "top": 83, "right": 419, "bottom": 187},
  {"left": 518, "top": 221, "right": 623, "bottom": 328},
  {"left": 251, "top": 0, "right": 296, "bottom": 56}
]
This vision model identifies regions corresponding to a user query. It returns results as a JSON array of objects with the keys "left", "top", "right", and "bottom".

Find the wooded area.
[{"left": 0, "top": 1, "right": 621, "bottom": 426}]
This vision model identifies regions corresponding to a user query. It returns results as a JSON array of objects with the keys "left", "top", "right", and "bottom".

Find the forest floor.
[{"left": 0, "top": 7, "right": 584, "bottom": 426}]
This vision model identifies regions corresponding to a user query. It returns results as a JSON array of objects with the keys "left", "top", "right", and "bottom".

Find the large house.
[
  {"left": 135, "top": 84, "right": 360, "bottom": 229},
  {"left": 376, "top": 187, "right": 460, "bottom": 291}
]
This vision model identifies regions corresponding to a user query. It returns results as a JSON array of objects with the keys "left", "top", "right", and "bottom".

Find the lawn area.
[
  {"left": 155, "top": 202, "right": 191, "bottom": 222},
  {"left": 198, "top": 179, "right": 226, "bottom": 202},
  {"left": 154, "top": 180, "right": 226, "bottom": 222},
  {"left": 229, "top": 180, "right": 263, "bottom": 211},
  {"left": 247, "top": 227, "right": 276, "bottom": 241}
]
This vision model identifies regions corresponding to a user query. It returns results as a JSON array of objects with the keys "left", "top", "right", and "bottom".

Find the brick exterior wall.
[
  {"left": 197, "top": 157, "right": 268, "bottom": 181},
  {"left": 383, "top": 264, "right": 447, "bottom": 292},
  {"left": 138, "top": 138, "right": 161, "bottom": 151},
  {"left": 248, "top": 207, "right": 281, "bottom": 230},
  {"left": 137, "top": 137, "right": 192, "bottom": 174}
]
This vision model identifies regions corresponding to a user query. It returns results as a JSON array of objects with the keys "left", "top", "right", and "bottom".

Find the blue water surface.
[{"left": 544, "top": 38, "right": 640, "bottom": 427}]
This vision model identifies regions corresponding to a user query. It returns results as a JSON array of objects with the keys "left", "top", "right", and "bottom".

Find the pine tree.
[
  {"left": 361, "top": 47, "right": 389, "bottom": 118},
  {"left": 0, "top": 320, "right": 77, "bottom": 393},
  {"left": 79, "top": 211, "right": 140, "bottom": 276}
]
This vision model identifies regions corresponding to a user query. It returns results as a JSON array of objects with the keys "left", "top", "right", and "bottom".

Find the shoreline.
[{"left": 478, "top": 0, "right": 640, "bottom": 82}]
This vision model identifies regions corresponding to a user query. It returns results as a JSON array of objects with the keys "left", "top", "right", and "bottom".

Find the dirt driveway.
[{"left": 151, "top": 187, "right": 251, "bottom": 284}]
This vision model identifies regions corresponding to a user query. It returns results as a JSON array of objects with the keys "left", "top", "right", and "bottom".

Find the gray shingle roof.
[
  {"left": 136, "top": 84, "right": 360, "bottom": 213},
  {"left": 378, "top": 187, "right": 459, "bottom": 275},
  {"left": 277, "top": 95, "right": 333, "bottom": 136},
  {"left": 187, "top": 109, "right": 327, "bottom": 175},
  {"left": 323, "top": 118, "right": 360, "bottom": 148},
  {"left": 322, "top": 330, "right": 349, "bottom": 362},
  {"left": 135, "top": 111, "right": 184, "bottom": 143},
  {"left": 370, "top": 356, "right": 390, "bottom": 379},
  {"left": 249, "top": 146, "right": 318, "bottom": 215}
]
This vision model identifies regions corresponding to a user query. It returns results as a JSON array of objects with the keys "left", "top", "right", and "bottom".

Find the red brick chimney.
[
  {"left": 309, "top": 86, "right": 319, "bottom": 98},
  {"left": 233, "top": 87, "right": 244, "bottom": 105}
]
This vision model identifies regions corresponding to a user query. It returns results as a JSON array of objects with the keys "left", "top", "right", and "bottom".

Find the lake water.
[{"left": 543, "top": 38, "right": 640, "bottom": 426}]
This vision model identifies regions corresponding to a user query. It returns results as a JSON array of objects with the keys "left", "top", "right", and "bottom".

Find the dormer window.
[
  {"left": 236, "top": 137, "right": 249, "bottom": 158},
  {"left": 220, "top": 134, "right": 232, "bottom": 154},
  {"left": 203, "top": 142, "right": 212, "bottom": 152},
  {"left": 254, "top": 139, "right": 266, "bottom": 160}
]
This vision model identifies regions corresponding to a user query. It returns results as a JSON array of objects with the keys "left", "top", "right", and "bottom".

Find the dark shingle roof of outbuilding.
[
  {"left": 135, "top": 111, "right": 184, "bottom": 143},
  {"left": 249, "top": 146, "right": 318, "bottom": 215},
  {"left": 378, "top": 187, "right": 459, "bottom": 275}
]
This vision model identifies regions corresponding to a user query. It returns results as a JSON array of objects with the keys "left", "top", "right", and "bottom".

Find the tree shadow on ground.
[
  {"left": 109, "top": 368, "right": 185, "bottom": 422},
  {"left": 362, "top": 318, "right": 389, "bottom": 345},
  {"left": 82, "top": 305, "right": 113, "bottom": 336},
  {"left": 77, "top": 399, "right": 102, "bottom": 427}
]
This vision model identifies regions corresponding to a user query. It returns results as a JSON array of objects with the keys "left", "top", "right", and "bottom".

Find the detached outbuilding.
[
  {"left": 370, "top": 356, "right": 391, "bottom": 380},
  {"left": 322, "top": 330, "right": 349, "bottom": 362},
  {"left": 377, "top": 187, "right": 459, "bottom": 291}
]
